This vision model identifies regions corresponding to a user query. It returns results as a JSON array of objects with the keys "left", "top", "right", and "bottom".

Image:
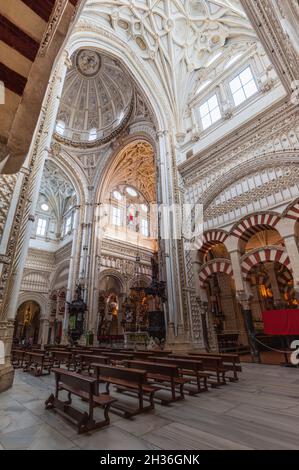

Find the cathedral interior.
[{"left": 0, "top": 0, "right": 299, "bottom": 452}]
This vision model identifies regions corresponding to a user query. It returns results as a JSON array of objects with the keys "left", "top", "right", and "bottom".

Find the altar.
[{"left": 123, "top": 331, "right": 149, "bottom": 349}]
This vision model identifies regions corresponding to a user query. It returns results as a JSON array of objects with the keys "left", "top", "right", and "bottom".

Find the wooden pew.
[
  {"left": 170, "top": 354, "right": 227, "bottom": 387},
  {"left": 188, "top": 352, "right": 242, "bottom": 382},
  {"left": 92, "top": 364, "right": 160, "bottom": 418},
  {"left": 77, "top": 354, "right": 109, "bottom": 374},
  {"left": 148, "top": 356, "right": 210, "bottom": 395},
  {"left": 11, "top": 349, "right": 26, "bottom": 368},
  {"left": 23, "top": 352, "right": 52, "bottom": 376},
  {"left": 51, "top": 350, "right": 74, "bottom": 371},
  {"left": 45, "top": 368, "right": 116, "bottom": 434},
  {"left": 102, "top": 352, "right": 134, "bottom": 364},
  {"left": 125, "top": 360, "right": 190, "bottom": 404}
]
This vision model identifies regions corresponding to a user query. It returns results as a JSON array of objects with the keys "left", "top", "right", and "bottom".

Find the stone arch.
[
  {"left": 98, "top": 269, "right": 126, "bottom": 293},
  {"left": 198, "top": 259, "right": 234, "bottom": 288},
  {"left": 47, "top": 154, "right": 87, "bottom": 207},
  {"left": 17, "top": 292, "right": 47, "bottom": 319},
  {"left": 284, "top": 197, "right": 299, "bottom": 220},
  {"left": 129, "top": 274, "right": 152, "bottom": 289},
  {"left": 95, "top": 138, "right": 157, "bottom": 206},
  {"left": 241, "top": 247, "right": 292, "bottom": 280},
  {"left": 198, "top": 230, "right": 229, "bottom": 258},
  {"left": 230, "top": 212, "right": 281, "bottom": 245},
  {"left": 67, "top": 32, "right": 169, "bottom": 131},
  {"left": 50, "top": 260, "right": 70, "bottom": 292}
]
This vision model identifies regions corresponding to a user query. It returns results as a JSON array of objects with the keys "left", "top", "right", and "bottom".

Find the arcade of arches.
[{"left": 0, "top": 0, "right": 299, "bottom": 410}]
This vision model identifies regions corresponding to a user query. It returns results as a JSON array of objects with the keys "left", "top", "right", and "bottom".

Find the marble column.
[
  {"left": 225, "top": 236, "right": 260, "bottom": 362},
  {"left": 264, "top": 262, "right": 284, "bottom": 307},
  {"left": 62, "top": 205, "right": 81, "bottom": 339},
  {"left": 277, "top": 218, "right": 299, "bottom": 299},
  {"left": 0, "top": 52, "right": 69, "bottom": 391}
]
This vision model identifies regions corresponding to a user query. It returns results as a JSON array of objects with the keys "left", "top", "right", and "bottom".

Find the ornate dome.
[{"left": 54, "top": 49, "right": 134, "bottom": 147}]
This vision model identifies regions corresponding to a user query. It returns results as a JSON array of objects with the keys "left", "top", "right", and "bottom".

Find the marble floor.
[{"left": 0, "top": 363, "right": 299, "bottom": 450}]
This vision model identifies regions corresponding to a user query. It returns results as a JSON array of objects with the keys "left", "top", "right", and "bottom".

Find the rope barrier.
[{"left": 254, "top": 336, "right": 291, "bottom": 354}]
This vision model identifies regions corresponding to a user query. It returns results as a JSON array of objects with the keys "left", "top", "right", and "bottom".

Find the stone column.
[
  {"left": 264, "top": 262, "right": 284, "bottom": 307},
  {"left": 156, "top": 131, "right": 189, "bottom": 350},
  {"left": 38, "top": 318, "right": 50, "bottom": 348},
  {"left": 62, "top": 205, "right": 81, "bottom": 337},
  {"left": 225, "top": 236, "right": 260, "bottom": 362},
  {"left": 0, "top": 53, "right": 69, "bottom": 391},
  {"left": 0, "top": 320, "right": 14, "bottom": 392},
  {"left": 277, "top": 218, "right": 299, "bottom": 299}
]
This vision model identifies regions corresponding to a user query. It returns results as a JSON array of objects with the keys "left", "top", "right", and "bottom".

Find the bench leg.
[
  {"left": 104, "top": 403, "right": 112, "bottom": 425},
  {"left": 45, "top": 393, "right": 55, "bottom": 409},
  {"left": 138, "top": 390, "right": 143, "bottom": 411},
  {"left": 149, "top": 391, "right": 155, "bottom": 409}
]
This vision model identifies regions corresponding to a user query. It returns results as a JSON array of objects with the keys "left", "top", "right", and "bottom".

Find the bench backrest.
[
  {"left": 148, "top": 356, "right": 202, "bottom": 371},
  {"left": 52, "top": 351, "right": 72, "bottom": 360},
  {"left": 188, "top": 352, "right": 240, "bottom": 363},
  {"left": 52, "top": 367, "right": 96, "bottom": 394},
  {"left": 104, "top": 353, "right": 134, "bottom": 360},
  {"left": 126, "top": 360, "right": 179, "bottom": 377},
  {"left": 95, "top": 364, "right": 147, "bottom": 385},
  {"left": 194, "top": 356, "right": 223, "bottom": 369},
  {"left": 80, "top": 354, "right": 108, "bottom": 364}
]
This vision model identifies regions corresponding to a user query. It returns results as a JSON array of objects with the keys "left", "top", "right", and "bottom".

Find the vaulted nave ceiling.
[
  {"left": 81, "top": 0, "right": 258, "bottom": 134},
  {"left": 38, "top": 160, "right": 76, "bottom": 223}
]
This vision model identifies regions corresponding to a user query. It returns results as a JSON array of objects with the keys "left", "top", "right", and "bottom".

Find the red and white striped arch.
[
  {"left": 241, "top": 248, "right": 291, "bottom": 279},
  {"left": 199, "top": 259, "right": 233, "bottom": 287},
  {"left": 230, "top": 213, "right": 280, "bottom": 243},
  {"left": 198, "top": 230, "right": 228, "bottom": 256},
  {"left": 284, "top": 199, "right": 299, "bottom": 221}
]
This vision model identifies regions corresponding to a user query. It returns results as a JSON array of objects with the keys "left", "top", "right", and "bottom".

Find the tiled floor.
[{"left": 0, "top": 363, "right": 299, "bottom": 450}]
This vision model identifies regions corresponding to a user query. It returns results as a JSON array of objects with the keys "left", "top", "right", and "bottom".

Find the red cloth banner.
[{"left": 262, "top": 310, "right": 299, "bottom": 335}]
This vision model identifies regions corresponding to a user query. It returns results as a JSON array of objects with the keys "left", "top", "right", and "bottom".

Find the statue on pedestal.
[{"left": 67, "top": 285, "right": 87, "bottom": 344}]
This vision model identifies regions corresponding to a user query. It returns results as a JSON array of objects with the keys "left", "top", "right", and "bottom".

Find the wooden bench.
[
  {"left": 125, "top": 360, "right": 190, "bottom": 404},
  {"left": 102, "top": 352, "right": 134, "bottom": 365},
  {"left": 147, "top": 350, "right": 172, "bottom": 357},
  {"left": 77, "top": 354, "right": 109, "bottom": 374},
  {"left": 51, "top": 350, "right": 74, "bottom": 371},
  {"left": 148, "top": 356, "right": 210, "bottom": 395},
  {"left": 45, "top": 368, "right": 116, "bottom": 434},
  {"left": 92, "top": 364, "right": 160, "bottom": 418},
  {"left": 171, "top": 354, "right": 227, "bottom": 387},
  {"left": 23, "top": 352, "right": 52, "bottom": 376},
  {"left": 11, "top": 349, "right": 26, "bottom": 368},
  {"left": 188, "top": 352, "right": 242, "bottom": 382}
]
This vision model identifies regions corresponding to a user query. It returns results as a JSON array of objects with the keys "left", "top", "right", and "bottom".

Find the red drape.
[{"left": 262, "top": 310, "right": 299, "bottom": 335}]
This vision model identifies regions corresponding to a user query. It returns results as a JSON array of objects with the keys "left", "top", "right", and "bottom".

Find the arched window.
[
  {"left": 89, "top": 128, "right": 97, "bottom": 141},
  {"left": 64, "top": 215, "right": 72, "bottom": 236},
  {"left": 55, "top": 120, "right": 65, "bottom": 136},
  {"left": 36, "top": 218, "right": 47, "bottom": 236},
  {"left": 141, "top": 218, "right": 149, "bottom": 237}
]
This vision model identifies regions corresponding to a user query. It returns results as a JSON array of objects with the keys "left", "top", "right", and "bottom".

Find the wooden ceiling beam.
[
  {"left": 0, "top": 14, "right": 39, "bottom": 62},
  {"left": 20, "top": 0, "right": 56, "bottom": 22},
  {"left": 0, "top": 63, "right": 27, "bottom": 96}
]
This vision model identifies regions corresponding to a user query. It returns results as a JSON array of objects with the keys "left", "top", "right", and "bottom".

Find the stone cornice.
[{"left": 240, "top": 0, "right": 299, "bottom": 90}]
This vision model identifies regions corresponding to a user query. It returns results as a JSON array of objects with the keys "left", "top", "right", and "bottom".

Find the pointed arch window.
[
  {"left": 55, "top": 120, "right": 65, "bottom": 136},
  {"left": 89, "top": 128, "right": 97, "bottom": 141}
]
